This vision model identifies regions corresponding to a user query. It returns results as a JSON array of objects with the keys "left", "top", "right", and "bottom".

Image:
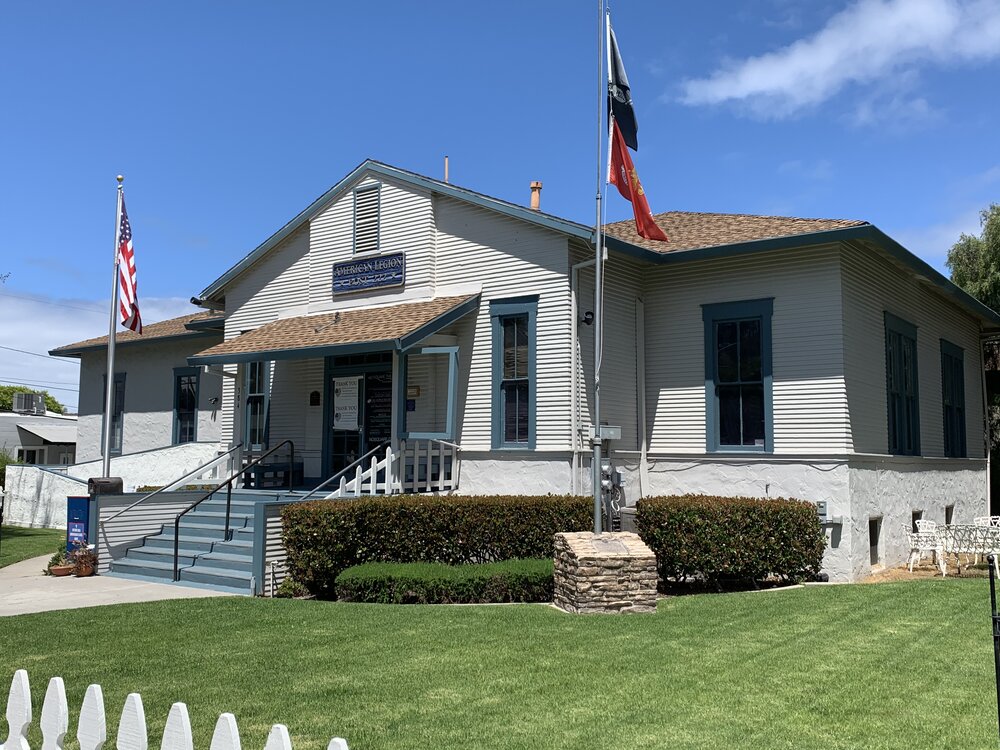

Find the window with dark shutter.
[
  {"left": 885, "top": 313, "right": 920, "bottom": 456},
  {"left": 941, "top": 340, "right": 966, "bottom": 458}
]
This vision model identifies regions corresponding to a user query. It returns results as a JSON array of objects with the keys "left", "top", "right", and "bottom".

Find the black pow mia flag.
[{"left": 608, "top": 18, "right": 638, "bottom": 151}]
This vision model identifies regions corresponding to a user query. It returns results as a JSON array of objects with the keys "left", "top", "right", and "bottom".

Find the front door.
[{"left": 328, "top": 366, "right": 393, "bottom": 476}]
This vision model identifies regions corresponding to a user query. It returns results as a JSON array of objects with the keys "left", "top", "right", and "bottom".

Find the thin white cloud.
[
  {"left": 891, "top": 207, "right": 984, "bottom": 272},
  {"left": 0, "top": 294, "right": 195, "bottom": 412},
  {"left": 680, "top": 0, "right": 1000, "bottom": 119}
]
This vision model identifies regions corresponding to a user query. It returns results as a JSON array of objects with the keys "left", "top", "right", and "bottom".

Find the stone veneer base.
[{"left": 553, "top": 531, "right": 658, "bottom": 614}]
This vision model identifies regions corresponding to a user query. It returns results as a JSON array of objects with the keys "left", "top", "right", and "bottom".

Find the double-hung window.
[
  {"left": 173, "top": 366, "right": 200, "bottom": 444},
  {"left": 491, "top": 297, "right": 537, "bottom": 449},
  {"left": 244, "top": 361, "right": 270, "bottom": 451},
  {"left": 353, "top": 184, "right": 380, "bottom": 255},
  {"left": 885, "top": 313, "right": 920, "bottom": 455},
  {"left": 703, "top": 299, "right": 773, "bottom": 452},
  {"left": 941, "top": 340, "right": 966, "bottom": 458}
]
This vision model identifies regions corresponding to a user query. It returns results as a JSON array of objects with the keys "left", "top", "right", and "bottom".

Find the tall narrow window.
[
  {"left": 941, "top": 340, "right": 966, "bottom": 458},
  {"left": 353, "top": 184, "right": 380, "bottom": 255},
  {"left": 173, "top": 367, "right": 200, "bottom": 444},
  {"left": 491, "top": 297, "right": 537, "bottom": 449},
  {"left": 102, "top": 372, "right": 126, "bottom": 456},
  {"left": 885, "top": 313, "right": 920, "bottom": 455},
  {"left": 244, "top": 361, "right": 269, "bottom": 451},
  {"left": 702, "top": 299, "right": 773, "bottom": 452}
]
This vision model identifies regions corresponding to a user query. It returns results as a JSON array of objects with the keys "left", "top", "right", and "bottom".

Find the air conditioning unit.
[{"left": 12, "top": 392, "right": 46, "bottom": 415}]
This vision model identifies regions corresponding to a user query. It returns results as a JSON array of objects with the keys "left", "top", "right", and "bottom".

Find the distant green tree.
[
  {"left": 0, "top": 385, "right": 65, "bottom": 415},
  {"left": 947, "top": 204, "right": 1000, "bottom": 451},
  {"left": 947, "top": 203, "right": 1000, "bottom": 313}
]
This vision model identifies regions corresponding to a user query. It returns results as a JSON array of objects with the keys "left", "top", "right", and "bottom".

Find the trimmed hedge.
[
  {"left": 636, "top": 495, "right": 825, "bottom": 584},
  {"left": 282, "top": 494, "right": 591, "bottom": 598},
  {"left": 335, "top": 559, "right": 554, "bottom": 604}
]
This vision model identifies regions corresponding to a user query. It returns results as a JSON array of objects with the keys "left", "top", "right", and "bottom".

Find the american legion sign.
[{"left": 333, "top": 252, "right": 405, "bottom": 294}]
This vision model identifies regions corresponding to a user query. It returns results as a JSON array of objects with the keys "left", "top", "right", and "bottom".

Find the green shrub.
[
  {"left": 335, "top": 559, "right": 554, "bottom": 604},
  {"left": 0, "top": 446, "right": 20, "bottom": 487},
  {"left": 636, "top": 495, "right": 825, "bottom": 585},
  {"left": 282, "top": 494, "right": 590, "bottom": 598}
]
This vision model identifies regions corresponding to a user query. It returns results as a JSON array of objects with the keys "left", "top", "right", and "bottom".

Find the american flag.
[{"left": 117, "top": 193, "right": 142, "bottom": 333}]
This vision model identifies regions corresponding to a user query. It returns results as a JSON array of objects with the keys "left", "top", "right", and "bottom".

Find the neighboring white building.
[
  {"left": 0, "top": 410, "right": 77, "bottom": 466},
  {"left": 50, "top": 312, "right": 224, "bottom": 461},
  {"left": 52, "top": 160, "right": 1000, "bottom": 581}
]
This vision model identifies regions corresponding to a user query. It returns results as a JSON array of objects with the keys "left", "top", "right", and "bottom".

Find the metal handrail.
[
  {"left": 102, "top": 443, "right": 243, "bottom": 527},
  {"left": 295, "top": 442, "right": 390, "bottom": 503},
  {"left": 172, "top": 440, "right": 294, "bottom": 581}
]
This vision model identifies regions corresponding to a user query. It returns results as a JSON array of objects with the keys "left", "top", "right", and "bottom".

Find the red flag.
[
  {"left": 609, "top": 120, "right": 668, "bottom": 242},
  {"left": 117, "top": 194, "right": 142, "bottom": 333}
]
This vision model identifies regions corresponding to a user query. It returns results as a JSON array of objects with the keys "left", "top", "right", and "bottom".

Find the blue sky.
[{"left": 1, "top": 0, "right": 998, "bottom": 411}]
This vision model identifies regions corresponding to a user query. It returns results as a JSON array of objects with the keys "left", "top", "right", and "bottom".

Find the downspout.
[{"left": 571, "top": 255, "right": 597, "bottom": 496}]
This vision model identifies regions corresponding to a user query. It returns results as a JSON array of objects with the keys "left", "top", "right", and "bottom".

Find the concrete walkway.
[{"left": 0, "top": 555, "right": 230, "bottom": 617}]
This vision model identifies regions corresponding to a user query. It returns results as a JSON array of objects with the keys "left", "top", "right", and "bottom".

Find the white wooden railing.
[
  {"left": 323, "top": 439, "right": 460, "bottom": 498},
  {"left": 0, "top": 670, "right": 348, "bottom": 750}
]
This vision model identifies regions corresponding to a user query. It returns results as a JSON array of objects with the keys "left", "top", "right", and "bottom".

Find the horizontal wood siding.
[
  {"left": 267, "top": 358, "right": 324, "bottom": 477},
  {"left": 434, "top": 196, "right": 571, "bottom": 451},
  {"left": 309, "top": 177, "right": 435, "bottom": 305},
  {"left": 573, "top": 246, "right": 642, "bottom": 451},
  {"left": 644, "top": 245, "right": 849, "bottom": 454},
  {"left": 405, "top": 351, "right": 448, "bottom": 434},
  {"left": 96, "top": 491, "right": 203, "bottom": 573},
  {"left": 841, "top": 242, "right": 985, "bottom": 458},
  {"left": 263, "top": 503, "right": 288, "bottom": 595}
]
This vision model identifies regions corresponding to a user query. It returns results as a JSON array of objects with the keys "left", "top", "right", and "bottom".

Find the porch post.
[{"left": 391, "top": 350, "right": 402, "bottom": 453}]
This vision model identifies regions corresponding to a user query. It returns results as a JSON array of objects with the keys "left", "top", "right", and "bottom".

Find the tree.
[
  {"left": 947, "top": 203, "right": 1000, "bottom": 313},
  {"left": 947, "top": 204, "right": 1000, "bottom": 452},
  {"left": 0, "top": 385, "right": 65, "bottom": 415}
]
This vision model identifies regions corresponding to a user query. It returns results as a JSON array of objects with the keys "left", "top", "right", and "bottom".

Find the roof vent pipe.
[{"left": 530, "top": 181, "right": 542, "bottom": 210}]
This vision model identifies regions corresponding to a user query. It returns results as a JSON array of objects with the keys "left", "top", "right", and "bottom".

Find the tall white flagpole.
[
  {"left": 100, "top": 175, "right": 124, "bottom": 479},
  {"left": 592, "top": 0, "right": 606, "bottom": 534}
]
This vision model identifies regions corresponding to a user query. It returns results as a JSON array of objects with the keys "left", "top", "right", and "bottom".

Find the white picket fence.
[
  {"left": 0, "top": 670, "right": 348, "bottom": 750},
  {"left": 323, "top": 439, "right": 460, "bottom": 499}
]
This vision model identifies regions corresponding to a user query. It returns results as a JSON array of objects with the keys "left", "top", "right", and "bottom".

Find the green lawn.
[
  {"left": 0, "top": 581, "right": 997, "bottom": 750},
  {"left": 0, "top": 525, "right": 62, "bottom": 569}
]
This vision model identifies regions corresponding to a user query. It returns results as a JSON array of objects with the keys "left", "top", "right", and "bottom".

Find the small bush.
[
  {"left": 335, "top": 559, "right": 554, "bottom": 604},
  {"left": 636, "top": 495, "right": 825, "bottom": 585},
  {"left": 282, "top": 494, "right": 590, "bottom": 598}
]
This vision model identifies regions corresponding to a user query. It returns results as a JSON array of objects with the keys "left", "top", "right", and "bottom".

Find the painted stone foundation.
[{"left": 553, "top": 532, "right": 657, "bottom": 614}]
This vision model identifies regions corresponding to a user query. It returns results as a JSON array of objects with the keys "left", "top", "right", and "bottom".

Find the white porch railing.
[
  {"left": 323, "top": 439, "right": 460, "bottom": 498},
  {"left": 0, "top": 670, "right": 349, "bottom": 750}
]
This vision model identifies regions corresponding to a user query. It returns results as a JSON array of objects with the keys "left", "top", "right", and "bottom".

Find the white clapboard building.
[{"left": 53, "top": 160, "right": 1000, "bottom": 581}]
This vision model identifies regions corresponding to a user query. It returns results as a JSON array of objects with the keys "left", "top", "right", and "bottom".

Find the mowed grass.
[
  {"left": 0, "top": 525, "right": 61, "bottom": 568},
  {"left": 0, "top": 580, "right": 996, "bottom": 750}
]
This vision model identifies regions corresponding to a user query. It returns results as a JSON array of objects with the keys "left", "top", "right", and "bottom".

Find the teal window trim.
[
  {"left": 702, "top": 298, "right": 774, "bottom": 453},
  {"left": 100, "top": 372, "right": 126, "bottom": 457},
  {"left": 401, "top": 346, "right": 460, "bottom": 441},
  {"left": 884, "top": 312, "right": 921, "bottom": 456},
  {"left": 244, "top": 361, "right": 271, "bottom": 451},
  {"left": 172, "top": 366, "right": 200, "bottom": 445},
  {"left": 352, "top": 183, "right": 381, "bottom": 255},
  {"left": 940, "top": 339, "right": 966, "bottom": 458},
  {"left": 491, "top": 296, "right": 538, "bottom": 450}
]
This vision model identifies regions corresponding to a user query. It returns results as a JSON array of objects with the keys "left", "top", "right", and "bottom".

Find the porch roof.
[{"left": 188, "top": 294, "right": 479, "bottom": 365}]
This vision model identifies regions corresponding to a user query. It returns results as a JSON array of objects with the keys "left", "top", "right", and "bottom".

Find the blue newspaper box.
[{"left": 67, "top": 496, "right": 92, "bottom": 548}]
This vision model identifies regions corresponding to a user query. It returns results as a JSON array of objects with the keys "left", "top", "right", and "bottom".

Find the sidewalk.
[{"left": 0, "top": 555, "right": 230, "bottom": 617}]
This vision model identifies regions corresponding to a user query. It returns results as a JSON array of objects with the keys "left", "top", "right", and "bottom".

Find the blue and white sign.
[
  {"left": 67, "top": 521, "right": 86, "bottom": 545},
  {"left": 333, "top": 252, "right": 405, "bottom": 295}
]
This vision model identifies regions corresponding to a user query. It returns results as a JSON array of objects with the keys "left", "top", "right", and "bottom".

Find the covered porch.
[{"left": 189, "top": 294, "right": 479, "bottom": 495}]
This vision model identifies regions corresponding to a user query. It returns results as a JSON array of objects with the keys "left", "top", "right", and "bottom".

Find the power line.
[
  {"left": 0, "top": 290, "right": 104, "bottom": 315},
  {"left": 0, "top": 345, "right": 80, "bottom": 364},
  {"left": 0, "top": 378, "right": 79, "bottom": 393}
]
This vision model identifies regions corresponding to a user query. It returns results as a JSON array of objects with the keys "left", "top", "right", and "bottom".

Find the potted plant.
[
  {"left": 70, "top": 542, "right": 98, "bottom": 577},
  {"left": 46, "top": 544, "right": 73, "bottom": 577}
]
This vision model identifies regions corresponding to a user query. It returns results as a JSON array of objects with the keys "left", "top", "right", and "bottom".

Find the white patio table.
[{"left": 939, "top": 523, "right": 1000, "bottom": 577}]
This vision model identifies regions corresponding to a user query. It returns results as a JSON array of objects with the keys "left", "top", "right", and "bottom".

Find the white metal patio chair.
[
  {"left": 906, "top": 524, "right": 944, "bottom": 575},
  {"left": 972, "top": 517, "right": 1000, "bottom": 564}
]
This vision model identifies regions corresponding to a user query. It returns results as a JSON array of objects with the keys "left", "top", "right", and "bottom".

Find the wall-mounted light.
[{"left": 580, "top": 311, "right": 595, "bottom": 326}]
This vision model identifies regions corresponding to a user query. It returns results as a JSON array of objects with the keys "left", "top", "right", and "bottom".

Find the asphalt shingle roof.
[
  {"left": 602, "top": 211, "right": 868, "bottom": 253},
  {"left": 190, "top": 294, "right": 478, "bottom": 361},
  {"left": 51, "top": 311, "right": 223, "bottom": 356}
]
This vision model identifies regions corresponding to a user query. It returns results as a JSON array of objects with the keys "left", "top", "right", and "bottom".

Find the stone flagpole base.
[{"left": 553, "top": 532, "right": 658, "bottom": 614}]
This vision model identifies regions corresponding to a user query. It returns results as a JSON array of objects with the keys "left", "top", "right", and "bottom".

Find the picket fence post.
[{"left": 2, "top": 671, "right": 349, "bottom": 750}]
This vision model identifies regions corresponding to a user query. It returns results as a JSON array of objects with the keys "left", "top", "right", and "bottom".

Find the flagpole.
[
  {"left": 100, "top": 175, "right": 124, "bottom": 479},
  {"left": 592, "top": 0, "right": 606, "bottom": 535}
]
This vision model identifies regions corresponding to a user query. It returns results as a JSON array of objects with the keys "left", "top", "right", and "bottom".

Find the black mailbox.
[{"left": 88, "top": 477, "right": 124, "bottom": 496}]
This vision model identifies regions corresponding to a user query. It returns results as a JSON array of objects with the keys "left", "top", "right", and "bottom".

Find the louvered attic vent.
[{"left": 353, "top": 184, "right": 380, "bottom": 254}]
